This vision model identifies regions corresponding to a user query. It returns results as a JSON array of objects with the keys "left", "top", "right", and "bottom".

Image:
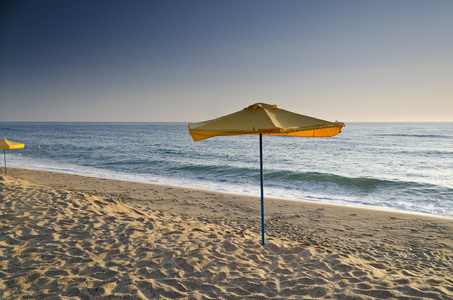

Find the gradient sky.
[{"left": 1, "top": 0, "right": 452, "bottom": 122}]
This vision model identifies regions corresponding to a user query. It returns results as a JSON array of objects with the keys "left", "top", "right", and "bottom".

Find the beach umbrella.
[
  {"left": 188, "top": 103, "right": 345, "bottom": 245},
  {"left": 0, "top": 138, "right": 25, "bottom": 175}
]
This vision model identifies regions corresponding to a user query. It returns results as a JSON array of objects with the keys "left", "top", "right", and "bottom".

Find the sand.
[{"left": 1, "top": 168, "right": 452, "bottom": 299}]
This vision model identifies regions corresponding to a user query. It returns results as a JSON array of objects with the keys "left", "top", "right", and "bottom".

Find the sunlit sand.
[{"left": 1, "top": 168, "right": 452, "bottom": 299}]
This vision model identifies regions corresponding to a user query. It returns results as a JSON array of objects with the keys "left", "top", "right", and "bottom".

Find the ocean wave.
[
  {"left": 167, "top": 164, "right": 452, "bottom": 199},
  {"left": 394, "top": 150, "right": 453, "bottom": 156},
  {"left": 263, "top": 170, "right": 452, "bottom": 196},
  {"left": 373, "top": 134, "right": 452, "bottom": 139}
]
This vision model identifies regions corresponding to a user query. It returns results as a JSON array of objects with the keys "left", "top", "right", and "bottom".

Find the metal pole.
[
  {"left": 4, "top": 149, "right": 6, "bottom": 175},
  {"left": 260, "top": 134, "right": 265, "bottom": 245}
]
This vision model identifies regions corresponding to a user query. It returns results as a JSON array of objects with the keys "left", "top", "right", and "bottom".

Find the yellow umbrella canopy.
[
  {"left": 0, "top": 138, "right": 25, "bottom": 150},
  {"left": 0, "top": 138, "right": 25, "bottom": 175},
  {"left": 188, "top": 103, "right": 345, "bottom": 245},
  {"left": 189, "top": 103, "right": 344, "bottom": 141}
]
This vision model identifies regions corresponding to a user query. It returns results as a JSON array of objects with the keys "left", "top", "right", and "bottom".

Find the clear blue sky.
[{"left": 1, "top": 0, "right": 452, "bottom": 122}]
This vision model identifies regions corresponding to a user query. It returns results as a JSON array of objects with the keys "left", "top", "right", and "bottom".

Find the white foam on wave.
[{"left": 8, "top": 156, "right": 453, "bottom": 219}]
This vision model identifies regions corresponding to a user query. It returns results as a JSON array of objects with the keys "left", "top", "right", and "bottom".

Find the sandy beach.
[{"left": 1, "top": 168, "right": 452, "bottom": 299}]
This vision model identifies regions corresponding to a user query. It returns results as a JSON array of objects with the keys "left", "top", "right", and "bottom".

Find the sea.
[{"left": 1, "top": 122, "right": 452, "bottom": 218}]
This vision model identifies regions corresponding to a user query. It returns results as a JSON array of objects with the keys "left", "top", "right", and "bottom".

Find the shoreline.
[
  {"left": 7, "top": 167, "right": 452, "bottom": 220},
  {"left": 6, "top": 168, "right": 453, "bottom": 243},
  {"left": 1, "top": 168, "right": 452, "bottom": 299}
]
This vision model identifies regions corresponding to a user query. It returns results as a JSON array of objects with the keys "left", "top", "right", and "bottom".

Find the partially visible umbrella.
[
  {"left": 0, "top": 139, "right": 25, "bottom": 175},
  {"left": 189, "top": 103, "right": 345, "bottom": 245}
]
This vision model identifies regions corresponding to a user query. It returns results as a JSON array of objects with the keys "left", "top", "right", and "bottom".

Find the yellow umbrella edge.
[
  {"left": 0, "top": 138, "right": 25, "bottom": 149},
  {"left": 189, "top": 123, "right": 345, "bottom": 141}
]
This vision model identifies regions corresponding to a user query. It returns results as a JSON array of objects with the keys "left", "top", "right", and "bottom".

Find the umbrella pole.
[
  {"left": 3, "top": 149, "right": 6, "bottom": 175},
  {"left": 260, "top": 134, "right": 265, "bottom": 246}
]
